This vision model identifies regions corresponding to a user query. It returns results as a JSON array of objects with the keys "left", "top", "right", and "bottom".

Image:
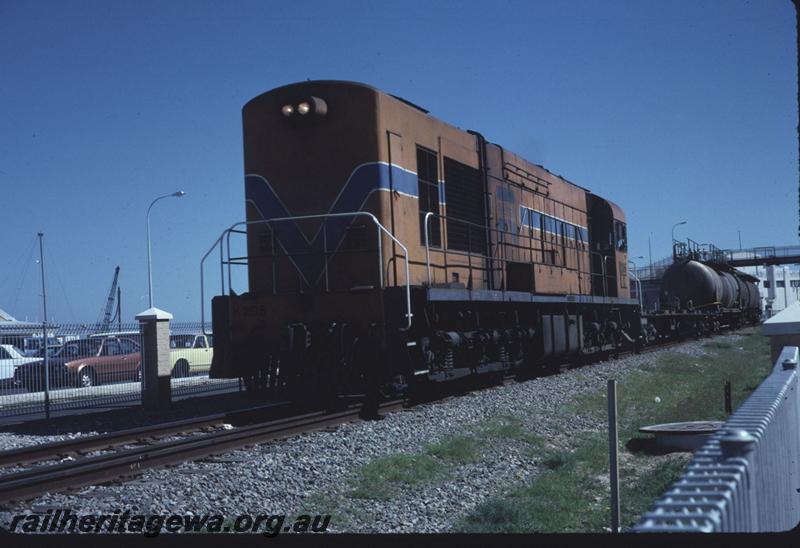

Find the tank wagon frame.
[{"left": 644, "top": 240, "right": 761, "bottom": 340}]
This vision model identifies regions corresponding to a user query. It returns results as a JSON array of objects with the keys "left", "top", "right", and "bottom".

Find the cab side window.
[{"left": 614, "top": 221, "right": 627, "bottom": 251}]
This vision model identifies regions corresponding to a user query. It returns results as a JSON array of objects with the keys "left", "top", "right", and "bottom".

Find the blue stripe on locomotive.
[{"left": 245, "top": 162, "right": 433, "bottom": 285}]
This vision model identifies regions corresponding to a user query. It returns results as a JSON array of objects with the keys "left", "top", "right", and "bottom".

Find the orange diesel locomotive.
[{"left": 207, "top": 81, "right": 637, "bottom": 406}]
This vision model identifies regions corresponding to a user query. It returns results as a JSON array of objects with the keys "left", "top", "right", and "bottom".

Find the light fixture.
[
  {"left": 281, "top": 104, "right": 294, "bottom": 116},
  {"left": 297, "top": 102, "right": 311, "bottom": 115}
]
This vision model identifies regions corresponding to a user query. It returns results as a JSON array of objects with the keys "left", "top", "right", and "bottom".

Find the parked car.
[
  {"left": 14, "top": 336, "right": 141, "bottom": 391},
  {"left": 0, "top": 345, "right": 40, "bottom": 388},
  {"left": 31, "top": 344, "right": 62, "bottom": 358},
  {"left": 21, "top": 336, "right": 62, "bottom": 357},
  {"left": 169, "top": 334, "right": 213, "bottom": 377}
]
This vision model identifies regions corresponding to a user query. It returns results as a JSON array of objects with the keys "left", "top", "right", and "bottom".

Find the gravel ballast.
[{"left": 0, "top": 336, "right": 745, "bottom": 533}]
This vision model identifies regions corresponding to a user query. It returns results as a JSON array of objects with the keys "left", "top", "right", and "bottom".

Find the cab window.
[{"left": 614, "top": 221, "right": 627, "bottom": 251}]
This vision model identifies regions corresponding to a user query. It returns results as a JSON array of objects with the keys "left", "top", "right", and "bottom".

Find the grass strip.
[{"left": 455, "top": 327, "right": 772, "bottom": 532}]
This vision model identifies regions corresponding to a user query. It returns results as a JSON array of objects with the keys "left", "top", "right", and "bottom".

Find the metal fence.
[
  {"left": 631, "top": 256, "right": 674, "bottom": 282},
  {"left": 0, "top": 323, "right": 144, "bottom": 419},
  {"left": 635, "top": 346, "right": 800, "bottom": 532},
  {"left": 168, "top": 321, "right": 241, "bottom": 400},
  {"left": 0, "top": 320, "right": 241, "bottom": 420}
]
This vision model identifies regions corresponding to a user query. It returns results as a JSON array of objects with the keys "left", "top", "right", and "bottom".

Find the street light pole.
[
  {"left": 147, "top": 191, "right": 186, "bottom": 308},
  {"left": 648, "top": 232, "right": 653, "bottom": 279},
  {"left": 671, "top": 220, "right": 687, "bottom": 243},
  {"left": 628, "top": 255, "right": 644, "bottom": 271}
]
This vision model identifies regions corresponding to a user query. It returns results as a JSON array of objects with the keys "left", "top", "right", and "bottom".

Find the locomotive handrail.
[
  {"left": 628, "top": 265, "right": 642, "bottom": 309},
  {"left": 422, "top": 211, "right": 622, "bottom": 299},
  {"left": 201, "top": 212, "right": 413, "bottom": 336},
  {"left": 423, "top": 211, "right": 591, "bottom": 286},
  {"left": 424, "top": 211, "right": 435, "bottom": 284}
]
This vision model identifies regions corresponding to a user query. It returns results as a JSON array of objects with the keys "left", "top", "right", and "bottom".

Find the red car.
[
  {"left": 67, "top": 336, "right": 141, "bottom": 387},
  {"left": 15, "top": 336, "right": 141, "bottom": 390}
]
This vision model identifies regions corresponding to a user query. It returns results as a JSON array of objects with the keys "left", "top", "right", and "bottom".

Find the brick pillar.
[{"left": 136, "top": 307, "right": 173, "bottom": 408}]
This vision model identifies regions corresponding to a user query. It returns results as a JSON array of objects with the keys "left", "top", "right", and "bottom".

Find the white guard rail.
[
  {"left": 200, "top": 212, "right": 412, "bottom": 336},
  {"left": 635, "top": 345, "right": 800, "bottom": 532}
]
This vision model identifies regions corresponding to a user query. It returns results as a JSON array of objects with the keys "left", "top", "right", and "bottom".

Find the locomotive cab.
[{"left": 587, "top": 194, "right": 629, "bottom": 299}]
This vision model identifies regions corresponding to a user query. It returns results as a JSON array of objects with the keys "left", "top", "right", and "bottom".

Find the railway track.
[
  {"left": 0, "top": 400, "right": 404, "bottom": 506},
  {"left": 0, "top": 328, "right": 742, "bottom": 507},
  {"left": 0, "top": 402, "right": 293, "bottom": 468}
]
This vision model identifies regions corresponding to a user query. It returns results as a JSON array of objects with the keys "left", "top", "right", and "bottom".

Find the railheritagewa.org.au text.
[{"left": 4, "top": 508, "right": 331, "bottom": 536}]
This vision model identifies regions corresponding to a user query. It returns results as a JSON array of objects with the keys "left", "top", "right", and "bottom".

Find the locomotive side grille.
[{"left": 444, "top": 157, "right": 487, "bottom": 255}]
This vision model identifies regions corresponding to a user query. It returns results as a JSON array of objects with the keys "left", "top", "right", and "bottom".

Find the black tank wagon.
[{"left": 649, "top": 242, "right": 761, "bottom": 338}]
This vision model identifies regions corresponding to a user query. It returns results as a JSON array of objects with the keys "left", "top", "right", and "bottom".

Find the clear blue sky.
[{"left": 0, "top": 0, "right": 796, "bottom": 323}]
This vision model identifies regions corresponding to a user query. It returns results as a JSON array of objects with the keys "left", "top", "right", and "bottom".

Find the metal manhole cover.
[{"left": 639, "top": 421, "right": 724, "bottom": 435}]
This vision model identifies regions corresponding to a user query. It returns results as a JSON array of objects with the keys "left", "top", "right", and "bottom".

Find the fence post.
[
  {"left": 37, "top": 233, "right": 51, "bottom": 420},
  {"left": 608, "top": 379, "right": 620, "bottom": 533},
  {"left": 136, "top": 307, "right": 173, "bottom": 408},
  {"left": 719, "top": 429, "right": 757, "bottom": 531},
  {"left": 724, "top": 380, "right": 732, "bottom": 415}
]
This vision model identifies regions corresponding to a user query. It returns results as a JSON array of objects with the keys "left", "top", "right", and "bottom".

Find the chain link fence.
[{"left": 0, "top": 320, "right": 242, "bottom": 421}]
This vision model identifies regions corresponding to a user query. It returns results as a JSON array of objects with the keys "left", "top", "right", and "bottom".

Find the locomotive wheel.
[
  {"left": 242, "top": 375, "right": 257, "bottom": 393},
  {"left": 242, "top": 370, "right": 268, "bottom": 394}
]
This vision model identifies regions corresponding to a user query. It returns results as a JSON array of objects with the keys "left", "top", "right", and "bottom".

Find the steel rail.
[
  {"left": 0, "top": 402, "right": 291, "bottom": 468},
  {"left": 0, "top": 400, "right": 404, "bottom": 505},
  {"left": 0, "top": 322, "right": 749, "bottom": 505}
]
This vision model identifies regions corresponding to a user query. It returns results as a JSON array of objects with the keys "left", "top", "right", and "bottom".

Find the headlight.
[{"left": 284, "top": 97, "right": 327, "bottom": 118}]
